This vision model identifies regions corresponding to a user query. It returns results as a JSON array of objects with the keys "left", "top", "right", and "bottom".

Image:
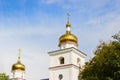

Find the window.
[
  {"left": 59, "top": 57, "right": 64, "bottom": 64},
  {"left": 77, "top": 58, "right": 80, "bottom": 64},
  {"left": 77, "top": 58, "right": 81, "bottom": 68}
]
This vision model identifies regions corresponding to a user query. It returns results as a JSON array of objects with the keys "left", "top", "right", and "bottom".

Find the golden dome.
[
  {"left": 59, "top": 32, "right": 78, "bottom": 46},
  {"left": 11, "top": 48, "right": 25, "bottom": 71},
  {"left": 12, "top": 61, "right": 25, "bottom": 71}
]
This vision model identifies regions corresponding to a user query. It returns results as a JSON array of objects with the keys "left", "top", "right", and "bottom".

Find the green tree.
[
  {"left": 112, "top": 31, "right": 120, "bottom": 42},
  {"left": 79, "top": 35, "right": 120, "bottom": 80},
  {"left": 0, "top": 73, "right": 9, "bottom": 80}
]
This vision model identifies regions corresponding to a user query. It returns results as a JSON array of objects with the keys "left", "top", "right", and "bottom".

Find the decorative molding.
[
  {"left": 49, "top": 64, "right": 79, "bottom": 70},
  {"left": 48, "top": 47, "right": 87, "bottom": 58}
]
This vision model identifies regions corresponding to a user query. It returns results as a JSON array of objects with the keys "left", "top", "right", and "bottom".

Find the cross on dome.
[
  {"left": 67, "top": 13, "right": 70, "bottom": 23},
  {"left": 18, "top": 48, "right": 21, "bottom": 62}
]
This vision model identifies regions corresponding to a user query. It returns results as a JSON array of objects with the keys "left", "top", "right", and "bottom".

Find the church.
[{"left": 9, "top": 14, "right": 87, "bottom": 80}]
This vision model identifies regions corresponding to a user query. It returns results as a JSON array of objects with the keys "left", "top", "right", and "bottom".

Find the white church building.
[{"left": 48, "top": 14, "right": 87, "bottom": 80}]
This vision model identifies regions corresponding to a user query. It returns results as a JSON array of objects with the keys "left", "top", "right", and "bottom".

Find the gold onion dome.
[
  {"left": 59, "top": 13, "right": 78, "bottom": 46},
  {"left": 12, "top": 61, "right": 25, "bottom": 71},
  {"left": 59, "top": 32, "right": 78, "bottom": 46},
  {"left": 12, "top": 49, "right": 25, "bottom": 71}
]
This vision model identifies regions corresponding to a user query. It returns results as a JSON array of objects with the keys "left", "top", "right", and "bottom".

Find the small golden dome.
[
  {"left": 12, "top": 61, "right": 25, "bottom": 71},
  {"left": 59, "top": 32, "right": 78, "bottom": 46},
  {"left": 11, "top": 49, "right": 25, "bottom": 71}
]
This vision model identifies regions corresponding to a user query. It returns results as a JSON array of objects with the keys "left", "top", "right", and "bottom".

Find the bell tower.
[{"left": 49, "top": 14, "right": 86, "bottom": 80}]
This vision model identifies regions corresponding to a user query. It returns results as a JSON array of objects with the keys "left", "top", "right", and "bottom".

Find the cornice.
[
  {"left": 48, "top": 47, "right": 87, "bottom": 58},
  {"left": 49, "top": 64, "right": 79, "bottom": 70}
]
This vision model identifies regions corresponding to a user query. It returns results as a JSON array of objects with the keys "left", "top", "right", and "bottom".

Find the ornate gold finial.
[
  {"left": 66, "top": 13, "right": 71, "bottom": 27},
  {"left": 18, "top": 48, "right": 21, "bottom": 62}
]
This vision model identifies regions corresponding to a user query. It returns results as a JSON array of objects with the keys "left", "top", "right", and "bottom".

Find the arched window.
[
  {"left": 59, "top": 57, "right": 64, "bottom": 64},
  {"left": 77, "top": 58, "right": 80, "bottom": 64},
  {"left": 77, "top": 58, "right": 81, "bottom": 68}
]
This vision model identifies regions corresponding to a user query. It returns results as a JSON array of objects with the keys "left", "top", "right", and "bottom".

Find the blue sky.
[{"left": 0, "top": 0, "right": 120, "bottom": 80}]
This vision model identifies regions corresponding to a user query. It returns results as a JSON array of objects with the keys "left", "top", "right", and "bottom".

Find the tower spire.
[
  {"left": 66, "top": 13, "right": 71, "bottom": 33},
  {"left": 67, "top": 13, "right": 70, "bottom": 24},
  {"left": 18, "top": 48, "right": 21, "bottom": 63}
]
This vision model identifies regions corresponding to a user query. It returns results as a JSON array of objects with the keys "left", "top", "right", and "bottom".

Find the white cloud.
[
  {"left": 87, "top": 12, "right": 120, "bottom": 36},
  {"left": 44, "top": 0, "right": 119, "bottom": 13},
  {"left": 0, "top": 15, "right": 64, "bottom": 38},
  {"left": 74, "top": 11, "right": 120, "bottom": 60},
  {"left": 41, "top": 0, "right": 81, "bottom": 9},
  {"left": 0, "top": 26, "right": 61, "bottom": 38}
]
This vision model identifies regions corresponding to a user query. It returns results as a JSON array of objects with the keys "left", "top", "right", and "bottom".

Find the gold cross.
[
  {"left": 67, "top": 13, "right": 70, "bottom": 22},
  {"left": 18, "top": 48, "right": 21, "bottom": 62}
]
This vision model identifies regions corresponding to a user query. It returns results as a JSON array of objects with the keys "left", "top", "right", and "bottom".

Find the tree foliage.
[
  {"left": 0, "top": 73, "right": 9, "bottom": 80},
  {"left": 112, "top": 31, "right": 120, "bottom": 42},
  {"left": 79, "top": 35, "right": 120, "bottom": 80}
]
